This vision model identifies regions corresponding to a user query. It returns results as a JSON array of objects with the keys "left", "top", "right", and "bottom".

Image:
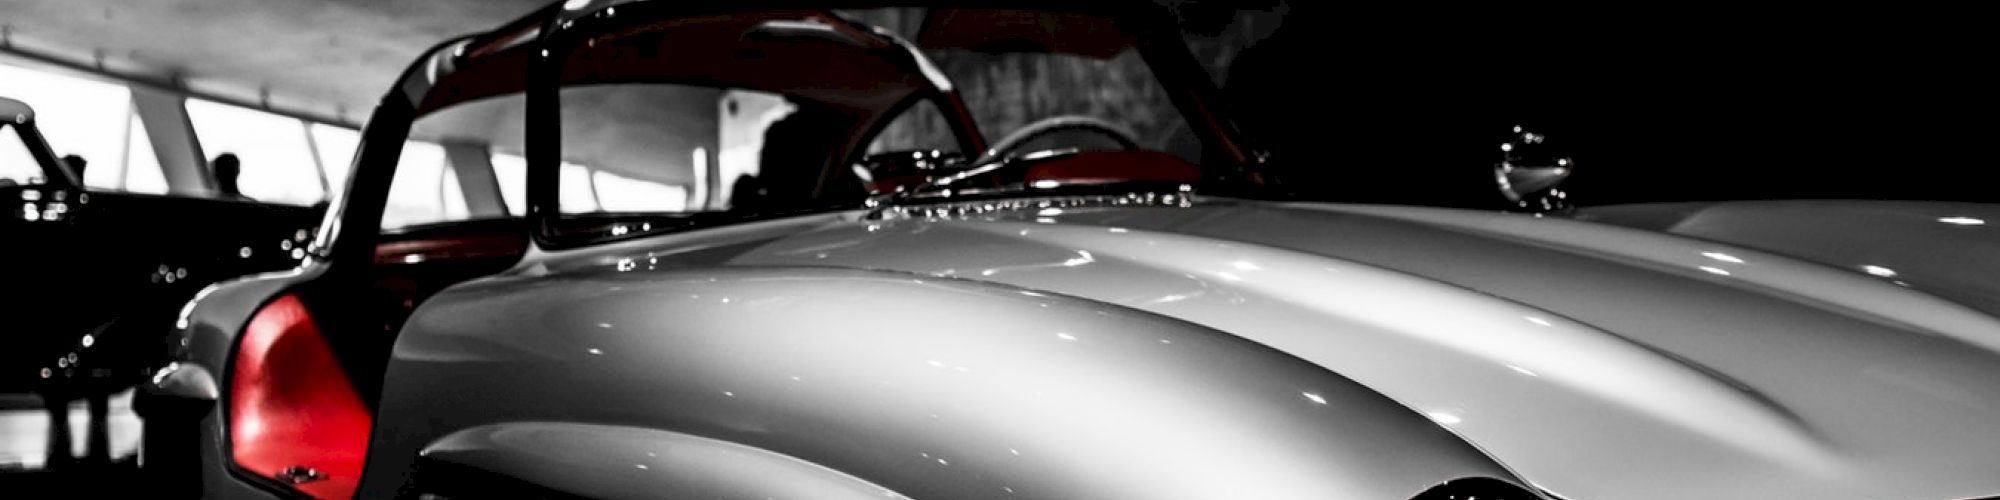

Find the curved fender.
[
  {"left": 152, "top": 266, "right": 324, "bottom": 500},
  {"left": 359, "top": 267, "right": 1524, "bottom": 499},
  {"left": 418, "top": 422, "right": 906, "bottom": 500}
]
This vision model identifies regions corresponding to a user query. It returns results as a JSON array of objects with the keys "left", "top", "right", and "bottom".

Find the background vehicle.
[
  {"left": 147, "top": 2, "right": 2000, "bottom": 500},
  {"left": 2, "top": 96, "right": 320, "bottom": 470}
]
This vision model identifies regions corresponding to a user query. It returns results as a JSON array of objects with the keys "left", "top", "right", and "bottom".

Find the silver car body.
[
  {"left": 348, "top": 197, "right": 2000, "bottom": 500},
  {"left": 147, "top": 1, "right": 2000, "bottom": 497}
]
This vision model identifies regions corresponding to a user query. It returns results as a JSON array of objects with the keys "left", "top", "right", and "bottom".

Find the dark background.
[{"left": 1225, "top": 6, "right": 1996, "bottom": 207}]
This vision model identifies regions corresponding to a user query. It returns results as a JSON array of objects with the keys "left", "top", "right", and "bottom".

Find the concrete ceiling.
[{"left": 0, "top": 0, "right": 549, "bottom": 127}]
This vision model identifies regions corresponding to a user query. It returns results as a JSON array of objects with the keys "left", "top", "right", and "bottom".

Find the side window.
[
  {"left": 0, "top": 63, "right": 169, "bottom": 193},
  {"left": 380, "top": 141, "right": 464, "bottom": 230},
  {"left": 185, "top": 99, "right": 326, "bottom": 205},
  {"left": 1, "top": 125, "right": 43, "bottom": 186},
  {"left": 381, "top": 93, "right": 525, "bottom": 231},
  {"left": 556, "top": 85, "right": 780, "bottom": 217}
]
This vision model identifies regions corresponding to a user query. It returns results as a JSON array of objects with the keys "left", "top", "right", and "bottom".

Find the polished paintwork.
[
  {"left": 1580, "top": 200, "right": 2000, "bottom": 315},
  {"left": 356, "top": 212, "right": 1521, "bottom": 498},
  {"left": 402, "top": 197, "right": 2000, "bottom": 500},
  {"left": 160, "top": 268, "right": 319, "bottom": 500},
  {"left": 420, "top": 422, "right": 905, "bottom": 500}
]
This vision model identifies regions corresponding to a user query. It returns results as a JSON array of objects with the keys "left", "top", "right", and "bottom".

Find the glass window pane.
[
  {"left": 592, "top": 170, "right": 686, "bottom": 212},
  {"left": 559, "top": 162, "right": 598, "bottom": 213},
  {"left": 0, "top": 63, "right": 131, "bottom": 187},
  {"left": 185, "top": 99, "right": 323, "bottom": 205},
  {"left": 310, "top": 124, "right": 360, "bottom": 193},
  {"left": 490, "top": 153, "right": 527, "bottom": 216},
  {"left": 441, "top": 166, "right": 471, "bottom": 220},
  {"left": 122, "top": 112, "right": 167, "bottom": 195},
  {"left": 867, "top": 99, "right": 959, "bottom": 155},
  {"left": 557, "top": 85, "right": 833, "bottom": 220},
  {"left": 1, "top": 126, "right": 40, "bottom": 185},
  {"left": 381, "top": 141, "right": 448, "bottom": 229}
]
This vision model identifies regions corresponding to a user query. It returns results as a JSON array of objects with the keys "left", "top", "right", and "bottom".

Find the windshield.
[{"left": 521, "top": 5, "right": 1233, "bottom": 244}]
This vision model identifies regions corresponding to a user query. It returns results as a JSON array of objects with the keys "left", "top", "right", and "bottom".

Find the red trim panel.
[{"left": 229, "top": 294, "right": 371, "bottom": 499}]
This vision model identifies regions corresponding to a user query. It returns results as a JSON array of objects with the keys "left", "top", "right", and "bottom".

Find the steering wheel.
[{"left": 975, "top": 115, "right": 1142, "bottom": 165}]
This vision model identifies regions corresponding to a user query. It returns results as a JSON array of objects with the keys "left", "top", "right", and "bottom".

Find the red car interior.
[
  {"left": 1025, "top": 150, "right": 1204, "bottom": 186},
  {"left": 228, "top": 294, "right": 371, "bottom": 500}
]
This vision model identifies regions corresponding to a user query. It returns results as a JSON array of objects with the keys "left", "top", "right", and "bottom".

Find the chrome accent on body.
[
  {"left": 277, "top": 465, "right": 326, "bottom": 484},
  {"left": 1493, "top": 126, "right": 1574, "bottom": 214},
  {"left": 872, "top": 192, "right": 1196, "bottom": 221},
  {"left": 146, "top": 362, "right": 218, "bottom": 401}
]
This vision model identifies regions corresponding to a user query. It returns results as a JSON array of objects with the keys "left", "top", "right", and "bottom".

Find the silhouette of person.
[
  {"left": 62, "top": 154, "right": 87, "bottom": 184},
  {"left": 211, "top": 153, "right": 251, "bottom": 201},
  {"left": 728, "top": 174, "right": 766, "bottom": 213},
  {"left": 755, "top": 106, "right": 856, "bottom": 209}
]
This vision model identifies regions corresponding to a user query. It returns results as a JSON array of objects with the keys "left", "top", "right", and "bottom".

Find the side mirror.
[
  {"left": 1493, "top": 125, "right": 1575, "bottom": 213},
  {"left": 853, "top": 149, "right": 966, "bottom": 195}
]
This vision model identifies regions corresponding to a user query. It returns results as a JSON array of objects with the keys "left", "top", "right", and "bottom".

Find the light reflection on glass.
[
  {"left": 1700, "top": 252, "right": 1745, "bottom": 264},
  {"left": 1231, "top": 260, "right": 1260, "bottom": 271},
  {"left": 1055, "top": 332, "right": 1077, "bottom": 341},
  {"left": 1937, "top": 217, "right": 1985, "bottom": 226},
  {"left": 1698, "top": 266, "right": 1731, "bottom": 276},
  {"left": 587, "top": 348, "right": 604, "bottom": 355},
  {"left": 1861, "top": 265, "right": 1897, "bottom": 278},
  {"left": 1507, "top": 365, "right": 1538, "bottom": 377},
  {"left": 1301, "top": 392, "right": 1328, "bottom": 405},
  {"left": 1426, "top": 411, "right": 1463, "bottom": 425},
  {"left": 1524, "top": 316, "right": 1553, "bottom": 327}
]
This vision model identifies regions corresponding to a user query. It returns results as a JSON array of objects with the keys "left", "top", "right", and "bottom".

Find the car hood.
[{"left": 542, "top": 197, "right": 2000, "bottom": 500}]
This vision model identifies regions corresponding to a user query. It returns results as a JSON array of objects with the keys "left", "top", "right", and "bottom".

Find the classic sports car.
[
  {"left": 143, "top": 1, "right": 2000, "bottom": 500},
  {"left": 3, "top": 96, "right": 319, "bottom": 432}
]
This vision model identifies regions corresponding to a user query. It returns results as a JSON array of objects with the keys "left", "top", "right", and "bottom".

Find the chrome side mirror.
[{"left": 1493, "top": 126, "right": 1575, "bottom": 213}]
